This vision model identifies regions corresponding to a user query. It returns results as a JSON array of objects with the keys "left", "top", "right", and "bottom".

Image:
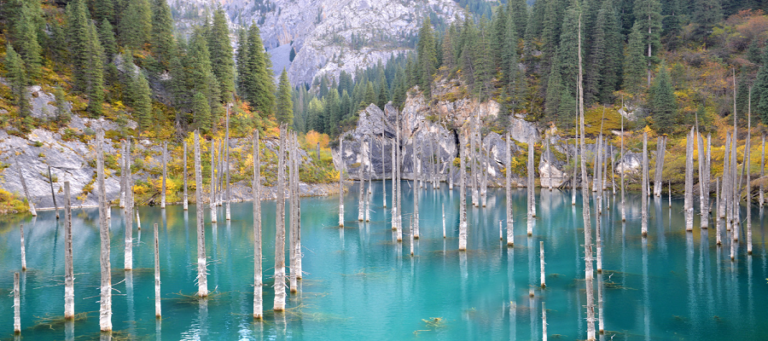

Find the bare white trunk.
[
  {"left": 761, "top": 134, "right": 765, "bottom": 207},
  {"left": 528, "top": 141, "right": 534, "bottom": 236},
  {"left": 136, "top": 211, "right": 141, "bottom": 230},
  {"left": 225, "top": 107, "right": 231, "bottom": 221},
  {"left": 339, "top": 136, "right": 345, "bottom": 227},
  {"left": 120, "top": 142, "right": 126, "bottom": 208},
  {"left": 621, "top": 116, "right": 626, "bottom": 221},
  {"left": 721, "top": 133, "right": 730, "bottom": 220},
  {"left": 654, "top": 137, "right": 665, "bottom": 197},
  {"left": 210, "top": 139, "right": 217, "bottom": 223},
  {"left": 459, "top": 132, "right": 467, "bottom": 251},
  {"left": 383, "top": 130, "right": 387, "bottom": 207},
  {"left": 161, "top": 142, "right": 167, "bottom": 208},
  {"left": 598, "top": 273, "right": 604, "bottom": 334},
  {"left": 540, "top": 241, "right": 546, "bottom": 288},
  {"left": 253, "top": 130, "right": 263, "bottom": 319},
  {"left": 641, "top": 132, "right": 648, "bottom": 236},
  {"left": 572, "top": 138, "right": 578, "bottom": 205},
  {"left": 16, "top": 158, "right": 36, "bottom": 216},
  {"left": 542, "top": 302, "right": 547, "bottom": 341},
  {"left": 194, "top": 131, "right": 208, "bottom": 297},
  {"left": 716, "top": 178, "right": 722, "bottom": 245},
  {"left": 413, "top": 141, "right": 420, "bottom": 239},
  {"left": 274, "top": 126, "right": 287, "bottom": 311},
  {"left": 64, "top": 181, "right": 74, "bottom": 319},
  {"left": 391, "top": 138, "right": 396, "bottom": 229},
  {"left": 747, "top": 91, "right": 753, "bottom": 254},
  {"left": 19, "top": 223, "right": 25, "bottom": 271},
  {"left": 506, "top": 132, "right": 514, "bottom": 246},
  {"left": 358, "top": 136, "right": 365, "bottom": 222},
  {"left": 14, "top": 272, "right": 20, "bottom": 334},
  {"left": 97, "top": 132, "right": 112, "bottom": 332},
  {"left": 442, "top": 203, "right": 446, "bottom": 238},
  {"left": 183, "top": 141, "right": 188, "bottom": 211},
  {"left": 409, "top": 217, "right": 414, "bottom": 256},
  {"left": 154, "top": 223, "right": 161, "bottom": 318},
  {"left": 125, "top": 138, "right": 133, "bottom": 270},
  {"left": 685, "top": 128, "right": 694, "bottom": 231}
]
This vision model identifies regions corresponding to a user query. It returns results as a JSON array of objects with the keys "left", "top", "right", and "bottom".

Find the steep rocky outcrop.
[{"left": 333, "top": 87, "right": 644, "bottom": 188}]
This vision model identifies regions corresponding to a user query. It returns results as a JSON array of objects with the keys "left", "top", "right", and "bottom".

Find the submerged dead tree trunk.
[
  {"left": 641, "top": 132, "right": 648, "bottom": 236},
  {"left": 14, "top": 272, "right": 20, "bottom": 334},
  {"left": 506, "top": 132, "right": 514, "bottom": 247},
  {"left": 528, "top": 141, "right": 534, "bottom": 236},
  {"left": 274, "top": 126, "right": 287, "bottom": 312},
  {"left": 194, "top": 131, "right": 208, "bottom": 298},
  {"left": 125, "top": 139, "right": 133, "bottom": 270},
  {"left": 16, "top": 157, "right": 36, "bottom": 216},
  {"left": 698, "top": 132, "right": 711, "bottom": 228},
  {"left": 48, "top": 166, "right": 59, "bottom": 219},
  {"left": 161, "top": 142, "right": 167, "bottom": 208},
  {"left": 210, "top": 140, "right": 217, "bottom": 223},
  {"left": 97, "top": 132, "right": 112, "bottom": 332},
  {"left": 226, "top": 107, "right": 231, "bottom": 220},
  {"left": 184, "top": 141, "right": 188, "bottom": 211},
  {"left": 654, "top": 137, "right": 666, "bottom": 197},
  {"left": 459, "top": 131, "right": 468, "bottom": 251},
  {"left": 339, "top": 136, "right": 345, "bottom": 227},
  {"left": 721, "top": 133, "right": 730, "bottom": 220},
  {"left": 154, "top": 223, "right": 161, "bottom": 318},
  {"left": 540, "top": 241, "right": 546, "bottom": 288},
  {"left": 64, "top": 181, "right": 74, "bottom": 319},
  {"left": 358, "top": 136, "right": 365, "bottom": 222},
  {"left": 383, "top": 130, "right": 387, "bottom": 207},
  {"left": 253, "top": 130, "right": 263, "bottom": 319},
  {"left": 577, "top": 17, "right": 597, "bottom": 340},
  {"left": 685, "top": 128, "right": 694, "bottom": 232},
  {"left": 621, "top": 116, "right": 626, "bottom": 222},
  {"left": 747, "top": 91, "right": 753, "bottom": 255},
  {"left": 19, "top": 223, "right": 25, "bottom": 271},
  {"left": 573, "top": 138, "right": 578, "bottom": 205},
  {"left": 413, "top": 139, "right": 420, "bottom": 239}
]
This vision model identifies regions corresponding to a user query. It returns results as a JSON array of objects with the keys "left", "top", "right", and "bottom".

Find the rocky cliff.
[
  {"left": 332, "top": 86, "right": 643, "bottom": 188},
  {"left": 169, "top": 0, "right": 463, "bottom": 85}
]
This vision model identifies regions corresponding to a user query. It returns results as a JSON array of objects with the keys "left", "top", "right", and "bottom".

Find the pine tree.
[
  {"left": 736, "top": 73, "right": 750, "bottom": 117},
  {"left": 649, "top": 61, "right": 677, "bottom": 133},
  {"left": 236, "top": 28, "right": 249, "bottom": 97},
  {"left": 586, "top": 0, "right": 622, "bottom": 105},
  {"left": 188, "top": 29, "right": 221, "bottom": 124},
  {"left": 417, "top": 17, "right": 437, "bottom": 98},
  {"left": 747, "top": 40, "right": 761, "bottom": 65},
  {"left": 208, "top": 7, "right": 235, "bottom": 100},
  {"left": 624, "top": 23, "right": 646, "bottom": 95},
  {"left": 276, "top": 68, "right": 294, "bottom": 124},
  {"left": 13, "top": 2, "right": 42, "bottom": 82},
  {"left": 509, "top": 0, "right": 529, "bottom": 38},
  {"left": 544, "top": 56, "right": 562, "bottom": 122},
  {"left": 243, "top": 24, "right": 275, "bottom": 118},
  {"left": 99, "top": 19, "right": 118, "bottom": 61},
  {"left": 120, "top": 0, "right": 152, "bottom": 50},
  {"left": 692, "top": 0, "right": 722, "bottom": 39},
  {"left": 633, "top": 0, "right": 662, "bottom": 87},
  {"left": 392, "top": 67, "right": 407, "bottom": 108},
  {"left": 553, "top": 0, "right": 582, "bottom": 122},
  {"left": 756, "top": 50, "right": 768, "bottom": 125},
  {"left": 66, "top": 0, "right": 90, "bottom": 93},
  {"left": 307, "top": 97, "right": 325, "bottom": 133},
  {"left": 492, "top": 8, "right": 508, "bottom": 70},
  {"left": 133, "top": 71, "right": 153, "bottom": 132},
  {"left": 192, "top": 91, "right": 212, "bottom": 132},
  {"left": 94, "top": 0, "right": 115, "bottom": 25},
  {"left": 442, "top": 26, "right": 455, "bottom": 71},
  {"left": 541, "top": 0, "right": 564, "bottom": 76},
  {"left": 324, "top": 89, "right": 339, "bottom": 135},
  {"left": 472, "top": 19, "right": 494, "bottom": 100},
  {"left": 4, "top": 44, "right": 30, "bottom": 118},
  {"left": 378, "top": 75, "right": 390, "bottom": 108},
  {"left": 54, "top": 86, "right": 70, "bottom": 125},
  {"left": 85, "top": 21, "right": 105, "bottom": 116},
  {"left": 364, "top": 82, "right": 377, "bottom": 108},
  {"left": 340, "top": 90, "right": 352, "bottom": 120},
  {"left": 151, "top": 0, "right": 176, "bottom": 69}
]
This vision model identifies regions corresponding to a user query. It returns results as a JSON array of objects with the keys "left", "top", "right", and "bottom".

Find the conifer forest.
[{"left": 0, "top": 0, "right": 767, "bottom": 339}]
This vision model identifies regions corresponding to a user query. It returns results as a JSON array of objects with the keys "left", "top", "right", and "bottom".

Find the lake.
[{"left": 0, "top": 181, "right": 766, "bottom": 340}]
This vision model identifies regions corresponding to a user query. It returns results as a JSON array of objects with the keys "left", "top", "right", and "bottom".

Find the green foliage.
[
  {"left": 4, "top": 44, "right": 29, "bottom": 120},
  {"left": 276, "top": 68, "right": 293, "bottom": 124},
  {"left": 241, "top": 24, "right": 275, "bottom": 118},
  {"left": 150, "top": 0, "right": 177, "bottom": 69},
  {"left": 98, "top": 19, "right": 118, "bottom": 60},
  {"left": 192, "top": 91, "right": 211, "bottom": 132},
  {"left": 624, "top": 24, "right": 646, "bottom": 95},
  {"left": 208, "top": 7, "right": 235, "bottom": 99},
  {"left": 120, "top": 0, "right": 152, "bottom": 50},
  {"left": 648, "top": 62, "right": 677, "bottom": 133}
]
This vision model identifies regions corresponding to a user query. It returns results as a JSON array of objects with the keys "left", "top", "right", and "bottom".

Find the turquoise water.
[{"left": 0, "top": 182, "right": 766, "bottom": 340}]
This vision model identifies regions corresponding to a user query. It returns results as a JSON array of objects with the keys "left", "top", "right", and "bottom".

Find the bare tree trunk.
[
  {"left": 210, "top": 140, "right": 217, "bottom": 223},
  {"left": 542, "top": 302, "right": 547, "bottom": 341},
  {"left": 471, "top": 120, "right": 478, "bottom": 207},
  {"left": 383, "top": 130, "right": 387, "bottom": 207},
  {"left": 194, "top": 131, "right": 208, "bottom": 298},
  {"left": 507, "top": 132, "right": 514, "bottom": 247},
  {"left": 685, "top": 128, "right": 694, "bottom": 232},
  {"left": 120, "top": 142, "right": 126, "bottom": 208},
  {"left": 459, "top": 131, "right": 467, "bottom": 251},
  {"left": 654, "top": 137, "right": 665, "bottom": 197},
  {"left": 731, "top": 127, "right": 738, "bottom": 241},
  {"left": 603, "top": 139, "right": 608, "bottom": 192},
  {"left": 697, "top": 131, "right": 707, "bottom": 228},
  {"left": 573, "top": 138, "right": 578, "bottom": 205},
  {"left": 97, "top": 132, "right": 112, "bottom": 332},
  {"left": 595, "top": 136, "right": 602, "bottom": 202},
  {"left": 621, "top": 116, "right": 625, "bottom": 222},
  {"left": 154, "top": 223, "right": 161, "bottom": 318},
  {"left": 184, "top": 141, "right": 189, "bottom": 211},
  {"left": 226, "top": 107, "right": 231, "bottom": 220},
  {"left": 339, "top": 136, "right": 345, "bottom": 227},
  {"left": 14, "top": 272, "right": 20, "bottom": 334},
  {"left": 642, "top": 132, "right": 648, "bottom": 236},
  {"left": 598, "top": 273, "right": 604, "bottom": 334},
  {"left": 295, "top": 138, "right": 303, "bottom": 282},
  {"left": 761, "top": 133, "right": 765, "bottom": 208},
  {"left": 16, "top": 157, "right": 36, "bottom": 216},
  {"left": 290, "top": 134, "right": 298, "bottom": 293},
  {"left": 274, "top": 125, "right": 287, "bottom": 311},
  {"left": 611, "top": 144, "right": 616, "bottom": 196},
  {"left": 481, "top": 142, "right": 488, "bottom": 206},
  {"left": 253, "top": 130, "right": 263, "bottom": 319},
  {"left": 125, "top": 139, "right": 133, "bottom": 270},
  {"left": 528, "top": 141, "right": 534, "bottom": 236},
  {"left": 442, "top": 203, "right": 446, "bottom": 238},
  {"left": 161, "top": 142, "right": 167, "bottom": 208},
  {"left": 540, "top": 241, "right": 546, "bottom": 288},
  {"left": 48, "top": 166, "right": 59, "bottom": 219},
  {"left": 547, "top": 139, "right": 553, "bottom": 191},
  {"left": 366, "top": 135, "right": 372, "bottom": 222},
  {"left": 395, "top": 111, "right": 402, "bottom": 239},
  {"left": 358, "top": 136, "right": 365, "bottom": 222},
  {"left": 64, "top": 181, "right": 74, "bottom": 319},
  {"left": 716, "top": 178, "right": 722, "bottom": 245},
  {"left": 449, "top": 142, "right": 454, "bottom": 190},
  {"left": 578, "top": 16, "right": 596, "bottom": 340},
  {"left": 721, "top": 133, "right": 730, "bottom": 220},
  {"left": 747, "top": 90, "right": 753, "bottom": 255},
  {"left": 391, "top": 137, "right": 396, "bottom": 230},
  {"left": 19, "top": 223, "right": 26, "bottom": 271},
  {"left": 409, "top": 216, "right": 414, "bottom": 256},
  {"left": 413, "top": 140, "right": 420, "bottom": 239}
]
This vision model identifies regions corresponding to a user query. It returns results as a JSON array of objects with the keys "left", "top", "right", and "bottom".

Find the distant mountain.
[{"left": 168, "top": 0, "right": 464, "bottom": 85}]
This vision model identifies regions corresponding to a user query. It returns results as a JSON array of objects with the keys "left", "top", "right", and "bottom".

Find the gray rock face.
[
  {"left": 169, "top": 0, "right": 463, "bottom": 85},
  {"left": 332, "top": 90, "right": 645, "bottom": 188}
]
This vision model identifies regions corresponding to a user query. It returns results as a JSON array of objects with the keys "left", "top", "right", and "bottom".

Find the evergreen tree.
[
  {"left": 736, "top": 74, "right": 750, "bottom": 118},
  {"left": 648, "top": 61, "right": 677, "bottom": 133},
  {"left": 66, "top": 0, "right": 90, "bottom": 93},
  {"left": 633, "top": 0, "right": 662, "bottom": 87},
  {"left": 586, "top": 0, "right": 622, "bottom": 105},
  {"left": 378, "top": 75, "right": 390, "bottom": 108},
  {"left": 472, "top": 19, "right": 494, "bottom": 100},
  {"left": 85, "top": 21, "right": 105, "bottom": 116},
  {"left": 12, "top": 2, "right": 42, "bottom": 82},
  {"left": 661, "top": 0, "right": 682, "bottom": 48},
  {"left": 120, "top": 0, "right": 152, "bottom": 50},
  {"left": 54, "top": 86, "right": 71, "bottom": 125},
  {"left": 692, "top": 0, "right": 722, "bottom": 39},
  {"left": 509, "top": 0, "right": 529, "bottom": 38},
  {"left": 442, "top": 26, "right": 455, "bottom": 71},
  {"left": 4, "top": 44, "right": 30, "bottom": 118},
  {"left": 541, "top": 0, "right": 564, "bottom": 76},
  {"left": 755, "top": 50, "right": 768, "bottom": 125},
  {"left": 243, "top": 24, "right": 275, "bottom": 118},
  {"left": 363, "top": 82, "right": 377, "bottom": 108},
  {"left": 133, "top": 71, "right": 153, "bottom": 132},
  {"left": 99, "top": 19, "right": 118, "bottom": 61},
  {"left": 276, "top": 68, "right": 294, "bottom": 124},
  {"left": 747, "top": 40, "right": 761, "bottom": 65},
  {"left": 192, "top": 91, "right": 212, "bottom": 132},
  {"left": 544, "top": 56, "right": 562, "bottom": 122},
  {"left": 624, "top": 23, "right": 646, "bottom": 95},
  {"left": 553, "top": 0, "right": 582, "bottom": 121},
  {"left": 151, "top": 0, "right": 176, "bottom": 69},
  {"left": 235, "top": 28, "right": 249, "bottom": 96},
  {"left": 188, "top": 29, "right": 221, "bottom": 123},
  {"left": 492, "top": 8, "right": 508, "bottom": 70},
  {"left": 340, "top": 90, "right": 352, "bottom": 120},
  {"left": 94, "top": 0, "right": 115, "bottom": 25},
  {"left": 208, "top": 7, "right": 235, "bottom": 99},
  {"left": 324, "top": 89, "right": 340, "bottom": 135},
  {"left": 307, "top": 97, "right": 325, "bottom": 133},
  {"left": 417, "top": 17, "right": 437, "bottom": 98},
  {"left": 392, "top": 67, "right": 407, "bottom": 108}
]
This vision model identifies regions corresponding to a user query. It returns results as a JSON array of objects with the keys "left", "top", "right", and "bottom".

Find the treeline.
[
  {"left": 298, "top": 0, "right": 768, "bottom": 136},
  {"left": 1, "top": 0, "right": 292, "bottom": 138}
]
